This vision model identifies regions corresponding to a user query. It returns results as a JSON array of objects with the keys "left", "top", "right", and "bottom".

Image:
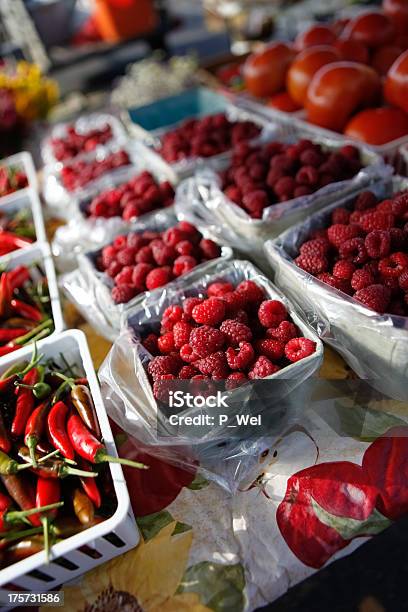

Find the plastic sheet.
[
  {"left": 98, "top": 259, "right": 323, "bottom": 491},
  {"left": 51, "top": 145, "right": 178, "bottom": 271},
  {"left": 174, "top": 136, "right": 389, "bottom": 266},
  {"left": 41, "top": 112, "right": 127, "bottom": 167},
  {"left": 265, "top": 176, "right": 408, "bottom": 402},
  {"left": 60, "top": 209, "right": 233, "bottom": 341}
]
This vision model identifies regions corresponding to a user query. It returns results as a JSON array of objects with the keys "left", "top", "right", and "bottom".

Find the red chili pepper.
[
  {"left": 78, "top": 460, "right": 101, "bottom": 508},
  {"left": 1, "top": 475, "right": 38, "bottom": 526},
  {"left": 0, "top": 491, "right": 11, "bottom": 512},
  {"left": 0, "top": 345, "right": 19, "bottom": 357},
  {"left": 10, "top": 299, "right": 43, "bottom": 323},
  {"left": 8, "top": 265, "right": 30, "bottom": 291},
  {"left": 35, "top": 478, "right": 61, "bottom": 562},
  {"left": 11, "top": 368, "right": 39, "bottom": 436},
  {"left": 0, "top": 328, "right": 28, "bottom": 343},
  {"left": 0, "top": 272, "right": 11, "bottom": 318},
  {"left": 362, "top": 426, "right": 408, "bottom": 521},
  {"left": 0, "top": 413, "right": 11, "bottom": 454},
  {"left": 0, "top": 500, "right": 62, "bottom": 532},
  {"left": 47, "top": 401, "right": 75, "bottom": 461},
  {"left": 276, "top": 461, "right": 385, "bottom": 569},
  {"left": 0, "top": 232, "right": 32, "bottom": 252},
  {"left": 24, "top": 400, "right": 51, "bottom": 466},
  {"left": 67, "top": 414, "right": 148, "bottom": 469}
]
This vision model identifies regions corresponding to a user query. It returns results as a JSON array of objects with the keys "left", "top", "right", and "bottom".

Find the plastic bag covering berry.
[
  {"left": 51, "top": 145, "right": 178, "bottom": 271},
  {"left": 265, "top": 176, "right": 408, "bottom": 401},
  {"left": 60, "top": 209, "right": 232, "bottom": 341},
  {"left": 175, "top": 135, "right": 388, "bottom": 267},
  {"left": 98, "top": 259, "right": 323, "bottom": 491}
]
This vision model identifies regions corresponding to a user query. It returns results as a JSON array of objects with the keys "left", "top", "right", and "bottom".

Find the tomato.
[
  {"left": 286, "top": 45, "right": 341, "bottom": 106},
  {"left": 385, "top": 49, "right": 408, "bottom": 113},
  {"left": 243, "top": 42, "right": 296, "bottom": 98},
  {"left": 267, "top": 91, "right": 302, "bottom": 113},
  {"left": 305, "top": 61, "right": 381, "bottom": 132},
  {"left": 295, "top": 25, "right": 337, "bottom": 50},
  {"left": 335, "top": 38, "right": 369, "bottom": 64},
  {"left": 344, "top": 106, "right": 408, "bottom": 145},
  {"left": 383, "top": 0, "right": 408, "bottom": 34},
  {"left": 371, "top": 44, "right": 403, "bottom": 76},
  {"left": 343, "top": 12, "right": 395, "bottom": 48}
]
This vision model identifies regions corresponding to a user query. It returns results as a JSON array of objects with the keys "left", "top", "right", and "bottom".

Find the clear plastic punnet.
[
  {"left": 98, "top": 259, "right": 323, "bottom": 491},
  {"left": 60, "top": 209, "right": 232, "bottom": 341},
  {"left": 265, "top": 176, "right": 408, "bottom": 402},
  {"left": 174, "top": 135, "right": 389, "bottom": 266}
]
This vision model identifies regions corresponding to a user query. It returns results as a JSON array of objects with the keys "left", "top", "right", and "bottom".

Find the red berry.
[
  {"left": 258, "top": 300, "right": 288, "bottom": 328},
  {"left": 219, "top": 319, "right": 252, "bottom": 347},
  {"left": 339, "top": 237, "right": 368, "bottom": 265},
  {"left": 284, "top": 337, "right": 316, "bottom": 362},
  {"left": 351, "top": 268, "right": 375, "bottom": 291},
  {"left": 360, "top": 211, "right": 395, "bottom": 232},
  {"left": 107, "top": 261, "right": 122, "bottom": 278},
  {"left": 158, "top": 332, "right": 175, "bottom": 354},
  {"left": 333, "top": 260, "right": 356, "bottom": 280},
  {"left": 189, "top": 325, "right": 225, "bottom": 358},
  {"left": 183, "top": 297, "right": 203, "bottom": 318},
  {"left": 175, "top": 240, "right": 194, "bottom": 256},
  {"left": 192, "top": 298, "right": 226, "bottom": 326},
  {"left": 136, "top": 246, "right": 154, "bottom": 264},
  {"left": 148, "top": 355, "right": 181, "bottom": 380},
  {"left": 327, "top": 224, "right": 361, "bottom": 248},
  {"left": 178, "top": 365, "right": 199, "bottom": 379},
  {"left": 111, "top": 283, "right": 138, "bottom": 304},
  {"left": 365, "top": 230, "right": 391, "bottom": 259},
  {"left": 299, "top": 239, "right": 330, "bottom": 258},
  {"left": 173, "top": 321, "right": 193, "bottom": 349},
  {"left": 132, "top": 263, "right": 153, "bottom": 287},
  {"left": 266, "top": 321, "right": 297, "bottom": 343},
  {"left": 115, "top": 266, "right": 134, "bottom": 286},
  {"left": 207, "top": 282, "right": 234, "bottom": 297},
  {"left": 295, "top": 253, "right": 328, "bottom": 275},
  {"left": 226, "top": 342, "right": 255, "bottom": 370},
  {"left": 331, "top": 207, "right": 351, "bottom": 225},
  {"left": 236, "top": 280, "right": 265, "bottom": 305},
  {"left": 248, "top": 356, "right": 280, "bottom": 379},
  {"left": 173, "top": 255, "right": 197, "bottom": 276},
  {"left": 399, "top": 270, "right": 408, "bottom": 291},
  {"left": 162, "top": 305, "right": 183, "bottom": 325},
  {"left": 151, "top": 241, "right": 176, "bottom": 266},
  {"left": 145, "top": 267, "right": 172, "bottom": 290},
  {"left": 199, "top": 239, "right": 221, "bottom": 260},
  {"left": 196, "top": 351, "right": 229, "bottom": 378},
  {"left": 180, "top": 344, "right": 200, "bottom": 363},
  {"left": 117, "top": 247, "right": 137, "bottom": 266},
  {"left": 354, "top": 284, "right": 391, "bottom": 313},
  {"left": 226, "top": 372, "right": 248, "bottom": 389},
  {"left": 255, "top": 338, "right": 285, "bottom": 361},
  {"left": 378, "top": 252, "right": 408, "bottom": 278}
]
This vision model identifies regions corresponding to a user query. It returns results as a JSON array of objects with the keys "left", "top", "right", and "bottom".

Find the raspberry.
[
  {"left": 365, "top": 230, "right": 391, "bottom": 259},
  {"left": 178, "top": 365, "right": 199, "bottom": 379},
  {"left": 145, "top": 266, "right": 172, "bottom": 290},
  {"left": 399, "top": 270, "right": 408, "bottom": 291},
  {"left": 236, "top": 280, "right": 265, "bottom": 304},
  {"left": 390, "top": 228, "right": 407, "bottom": 251},
  {"left": 132, "top": 263, "right": 153, "bottom": 287},
  {"left": 158, "top": 332, "right": 175, "bottom": 354},
  {"left": 376, "top": 199, "right": 394, "bottom": 214},
  {"left": 349, "top": 210, "right": 363, "bottom": 225},
  {"left": 248, "top": 356, "right": 280, "bottom": 379},
  {"left": 116, "top": 247, "right": 136, "bottom": 266},
  {"left": 351, "top": 268, "right": 375, "bottom": 291},
  {"left": 360, "top": 211, "right": 395, "bottom": 232},
  {"left": 378, "top": 252, "right": 408, "bottom": 278},
  {"left": 142, "top": 333, "right": 158, "bottom": 355},
  {"left": 219, "top": 319, "right": 252, "bottom": 347},
  {"left": 255, "top": 338, "right": 285, "bottom": 361},
  {"left": 339, "top": 237, "right": 368, "bottom": 265},
  {"left": 148, "top": 355, "right": 181, "bottom": 380},
  {"left": 163, "top": 227, "right": 185, "bottom": 247},
  {"left": 113, "top": 235, "right": 127, "bottom": 249},
  {"left": 151, "top": 241, "right": 176, "bottom": 266},
  {"left": 339, "top": 144, "right": 360, "bottom": 160},
  {"left": 175, "top": 240, "right": 195, "bottom": 256},
  {"left": 295, "top": 253, "right": 328, "bottom": 275},
  {"left": 392, "top": 194, "right": 408, "bottom": 218},
  {"left": 317, "top": 273, "right": 350, "bottom": 293},
  {"left": 101, "top": 245, "right": 116, "bottom": 268},
  {"left": 199, "top": 239, "right": 221, "bottom": 259},
  {"left": 107, "top": 261, "right": 122, "bottom": 278},
  {"left": 299, "top": 239, "right": 330, "bottom": 257},
  {"left": 153, "top": 374, "right": 176, "bottom": 402},
  {"left": 327, "top": 224, "right": 361, "bottom": 248},
  {"left": 162, "top": 305, "right": 183, "bottom": 325},
  {"left": 258, "top": 300, "right": 288, "bottom": 328},
  {"left": 189, "top": 325, "right": 225, "bottom": 357},
  {"left": 173, "top": 321, "right": 193, "bottom": 348},
  {"left": 274, "top": 176, "right": 296, "bottom": 198},
  {"left": 180, "top": 344, "right": 200, "bottom": 363},
  {"left": 226, "top": 372, "right": 248, "bottom": 389},
  {"left": 285, "top": 337, "right": 316, "bottom": 362},
  {"left": 226, "top": 342, "right": 255, "bottom": 370},
  {"left": 207, "top": 282, "right": 234, "bottom": 297},
  {"left": 354, "top": 284, "right": 391, "bottom": 313},
  {"left": 299, "top": 148, "right": 323, "bottom": 167},
  {"left": 192, "top": 298, "right": 226, "bottom": 326},
  {"left": 196, "top": 351, "right": 229, "bottom": 378},
  {"left": 173, "top": 255, "right": 197, "bottom": 276},
  {"left": 183, "top": 297, "right": 203, "bottom": 318},
  {"left": 296, "top": 166, "right": 319, "bottom": 186},
  {"left": 127, "top": 233, "right": 147, "bottom": 249},
  {"left": 136, "top": 246, "right": 154, "bottom": 264},
  {"left": 177, "top": 221, "right": 201, "bottom": 243},
  {"left": 266, "top": 321, "right": 297, "bottom": 343},
  {"left": 242, "top": 190, "right": 268, "bottom": 213},
  {"left": 333, "top": 260, "right": 356, "bottom": 280},
  {"left": 331, "top": 207, "right": 351, "bottom": 225},
  {"left": 114, "top": 266, "right": 133, "bottom": 286},
  {"left": 221, "top": 291, "right": 247, "bottom": 315}
]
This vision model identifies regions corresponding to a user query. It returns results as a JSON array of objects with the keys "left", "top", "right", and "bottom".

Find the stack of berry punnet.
[
  {"left": 94, "top": 221, "right": 224, "bottom": 305},
  {"left": 294, "top": 189, "right": 408, "bottom": 316},
  {"left": 60, "top": 149, "right": 131, "bottom": 193},
  {"left": 219, "top": 139, "right": 364, "bottom": 219},
  {"left": 136, "top": 272, "right": 318, "bottom": 401},
  {"left": 81, "top": 170, "right": 175, "bottom": 221},
  {"left": 157, "top": 112, "right": 262, "bottom": 164}
]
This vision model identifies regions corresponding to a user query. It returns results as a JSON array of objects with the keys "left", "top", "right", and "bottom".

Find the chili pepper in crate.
[
  {"left": 18, "top": 446, "right": 98, "bottom": 479},
  {"left": 5, "top": 535, "right": 45, "bottom": 564},
  {"left": 24, "top": 400, "right": 51, "bottom": 466},
  {"left": 0, "top": 451, "right": 32, "bottom": 475},
  {"left": 78, "top": 460, "right": 101, "bottom": 508},
  {"left": 16, "top": 365, "right": 51, "bottom": 400},
  {"left": 0, "top": 272, "right": 11, "bottom": 318},
  {"left": 0, "top": 413, "right": 10, "bottom": 454},
  {"left": 54, "top": 373, "right": 101, "bottom": 437},
  {"left": 10, "top": 298, "right": 42, "bottom": 323},
  {"left": 47, "top": 400, "right": 75, "bottom": 461},
  {"left": 0, "top": 499, "right": 63, "bottom": 533},
  {"left": 0, "top": 232, "right": 32, "bottom": 256},
  {"left": 362, "top": 426, "right": 408, "bottom": 521},
  {"left": 36, "top": 478, "right": 61, "bottom": 562},
  {"left": 0, "top": 328, "right": 28, "bottom": 343},
  {"left": 1, "top": 475, "right": 38, "bottom": 525},
  {"left": 8, "top": 265, "right": 31, "bottom": 291},
  {"left": 73, "top": 488, "right": 94, "bottom": 525},
  {"left": 0, "top": 320, "right": 53, "bottom": 356},
  {"left": 11, "top": 367, "right": 39, "bottom": 436},
  {"left": 67, "top": 414, "right": 148, "bottom": 469}
]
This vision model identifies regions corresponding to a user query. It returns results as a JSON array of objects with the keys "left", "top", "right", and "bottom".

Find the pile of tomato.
[{"left": 243, "top": 0, "right": 408, "bottom": 146}]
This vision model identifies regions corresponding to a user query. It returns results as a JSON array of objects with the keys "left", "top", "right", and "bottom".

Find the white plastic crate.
[
  {"left": 0, "top": 329, "right": 139, "bottom": 604},
  {"left": 0, "top": 189, "right": 46, "bottom": 263},
  {"left": 0, "top": 152, "right": 38, "bottom": 206},
  {"left": 0, "top": 244, "right": 64, "bottom": 365}
]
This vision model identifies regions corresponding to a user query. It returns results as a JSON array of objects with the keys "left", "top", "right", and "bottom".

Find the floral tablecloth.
[{"left": 41, "top": 306, "right": 407, "bottom": 612}]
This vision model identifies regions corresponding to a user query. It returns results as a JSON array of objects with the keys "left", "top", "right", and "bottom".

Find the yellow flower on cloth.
[{"left": 42, "top": 522, "right": 211, "bottom": 612}]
